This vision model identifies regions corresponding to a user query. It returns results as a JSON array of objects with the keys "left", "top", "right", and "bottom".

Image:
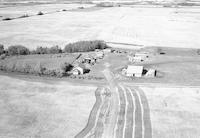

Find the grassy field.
[
  {"left": 0, "top": 5, "right": 199, "bottom": 49},
  {"left": 0, "top": 53, "right": 80, "bottom": 76},
  {"left": 0, "top": 75, "right": 97, "bottom": 138},
  {"left": 139, "top": 85, "right": 200, "bottom": 138}
]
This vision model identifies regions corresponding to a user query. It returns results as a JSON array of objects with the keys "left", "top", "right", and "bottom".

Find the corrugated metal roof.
[{"left": 126, "top": 65, "right": 143, "bottom": 74}]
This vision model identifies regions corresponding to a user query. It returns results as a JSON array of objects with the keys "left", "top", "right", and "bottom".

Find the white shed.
[
  {"left": 72, "top": 66, "right": 84, "bottom": 75},
  {"left": 126, "top": 65, "right": 143, "bottom": 77},
  {"left": 145, "top": 69, "right": 156, "bottom": 78},
  {"left": 103, "top": 48, "right": 112, "bottom": 53},
  {"left": 72, "top": 64, "right": 86, "bottom": 75},
  {"left": 135, "top": 52, "right": 149, "bottom": 58},
  {"left": 95, "top": 51, "right": 104, "bottom": 59}
]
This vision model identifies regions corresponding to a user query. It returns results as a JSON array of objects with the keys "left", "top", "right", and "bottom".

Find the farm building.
[
  {"left": 128, "top": 51, "right": 149, "bottom": 63},
  {"left": 83, "top": 56, "right": 96, "bottom": 65},
  {"left": 135, "top": 52, "right": 149, "bottom": 58},
  {"left": 128, "top": 55, "right": 144, "bottom": 62},
  {"left": 126, "top": 65, "right": 144, "bottom": 77},
  {"left": 95, "top": 51, "right": 104, "bottom": 59},
  {"left": 103, "top": 48, "right": 112, "bottom": 53},
  {"left": 72, "top": 64, "right": 86, "bottom": 75},
  {"left": 145, "top": 69, "right": 156, "bottom": 78}
]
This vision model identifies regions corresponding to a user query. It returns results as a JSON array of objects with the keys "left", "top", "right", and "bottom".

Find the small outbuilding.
[
  {"left": 72, "top": 64, "right": 86, "bottom": 75},
  {"left": 103, "top": 48, "right": 112, "bottom": 53},
  {"left": 135, "top": 52, "right": 149, "bottom": 58},
  {"left": 128, "top": 55, "right": 144, "bottom": 62},
  {"left": 126, "top": 65, "right": 144, "bottom": 77},
  {"left": 83, "top": 56, "right": 96, "bottom": 65},
  {"left": 145, "top": 69, "right": 156, "bottom": 78},
  {"left": 95, "top": 51, "right": 104, "bottom": 59}
]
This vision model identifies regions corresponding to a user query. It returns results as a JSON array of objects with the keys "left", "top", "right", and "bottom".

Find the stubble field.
[
  {"left": 0, "top": 75, "right": 96, "bottom": 138},
  {"left": 140, "top": 85, "right": 200, "bottom": 138},
  {"left": 0, "top": 74, "right": 200, "bottom": 138},
  {"left": 0, "top": 5, "right": 199, "bottom": 49}
]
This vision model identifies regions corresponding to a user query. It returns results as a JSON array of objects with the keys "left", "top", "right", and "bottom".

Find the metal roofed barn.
[{"left": 126, "top": 65, "right": 144, "bottom": 77}]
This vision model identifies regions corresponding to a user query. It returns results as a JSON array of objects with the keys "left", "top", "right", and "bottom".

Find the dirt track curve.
[{"left": 75, "top": 67, "right": 152, "bottom": 138}]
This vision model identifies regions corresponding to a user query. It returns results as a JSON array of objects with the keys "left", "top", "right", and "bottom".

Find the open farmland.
[
  {"left": 138, "top": 85, "right": 200, "bottom": 138},
  {"left": 1, "top": 2, "right": 200, "bottom": 138},
  {"left": 0, "top": 6, "right": 200, "bottom": 49},
  {"left": 0, "top": 75, "right": 97, "bottom": 138},
  {"left": 0, "top": 3, "right": 94, "bottom": 20}
]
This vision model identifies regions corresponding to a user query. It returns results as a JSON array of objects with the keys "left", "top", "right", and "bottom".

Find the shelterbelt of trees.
[{"left": 0, "top": 40, "right": 108, "bottom": 57}]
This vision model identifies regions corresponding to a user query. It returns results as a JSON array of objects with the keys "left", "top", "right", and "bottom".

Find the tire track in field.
[
  {"left": 86, "top": 88, "right": 107, "bottom": 138},
  {"left": 136, "top": 87, "right": 152, "bottom": 138},
  {"left": 129, "top": 88, "right": 143, "bottom": 138},
  {"left": 75, "top": 87, "right": 103, "bottom": 138},
  {"left": 102, "top": 69, "right": 119, "bottom": 138},
  {"left": 124, "top": 87, "right": 134, "bottom": 138},
  {"left": 115, "top": 86, "right": 126, "bottom": 138},
  {"left": 93, "top": 88, "right": 111, "bottom": 138}
]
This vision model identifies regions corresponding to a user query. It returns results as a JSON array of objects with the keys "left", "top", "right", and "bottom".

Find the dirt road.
[{"left": 75, "top": 66, "right": 152, "bottom": 138}]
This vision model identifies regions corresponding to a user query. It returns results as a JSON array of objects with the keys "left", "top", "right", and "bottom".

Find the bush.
[
  {"left": 48, "top": 45, "right": 62, "bottom": 54},
  {"left": 35, "top": 47, "right": 48, "bottom": 54},
  {"left": 0, "top": 54, "right": 6, "bottom": 60},
  {"left": 64, "top": 40, "right": 108, "bottom": 53},
  {"left": 19, "top": 14, "right": 29, "bottom": 18},
  {"left": 0, "top": 44, "right": 4, "bottom": 55},
  {"left": 34, "top": 62, "right": 46, "bottom": 75},
  {"left": 23, "top": 62, "right": 32, "bottom": 73},
  {"left": 2, "top": 17, "right": 13, "bottom": 21},
  {"left": 43, "top": 69, "right": 64, "bottom": 77},
  {"left": 8, "top": 45, "right": 30, "bottom": 56},
  {"left": 96, "top": 2, "right": 115, "bottom": 7},
  {"left": 37, "top": 11, "right": 44, "bottom": 15},
  {"left": 197, "top": 49, "right": 200, "bottom": 55},
  {"left": 61, "top": 62, "right": 73, "bottom": 72}
]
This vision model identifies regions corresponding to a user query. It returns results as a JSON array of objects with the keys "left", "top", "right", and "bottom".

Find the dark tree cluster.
[
  {"left": 64, "top": 40, "right": 108, "bottom": 53},
  {"left": 31, "top": 46, "right": 62, "bottom": 54},
  {"left": 0, "top": 40, "right": 108, "bottom": 57},
  {"left": 8, "top": 45, "right": 30, "bottom": 55}
]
